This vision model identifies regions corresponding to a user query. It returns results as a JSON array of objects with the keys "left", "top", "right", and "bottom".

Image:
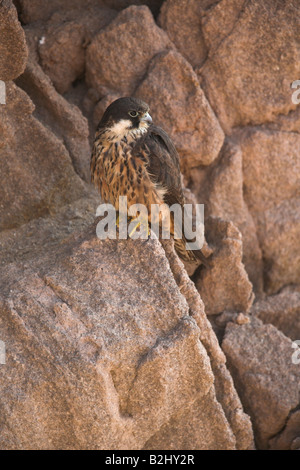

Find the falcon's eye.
[{"left": 129, "top": 111, "right": 138, "bottom": 118}]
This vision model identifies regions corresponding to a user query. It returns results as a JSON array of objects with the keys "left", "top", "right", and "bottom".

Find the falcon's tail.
[
  {"left": 174, "top": 236, "right": 210, "bottom": 267},
  {"left": 169, "top": 205, "right": 210, "bottom": 267}
]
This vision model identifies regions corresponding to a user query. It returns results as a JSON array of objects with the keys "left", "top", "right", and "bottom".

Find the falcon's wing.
[
  {"left": 133, "top": 125, "right": 185, "bottom": 207},
  {"left": 132, "top": 125, "right": 210, "bottom": 266}
]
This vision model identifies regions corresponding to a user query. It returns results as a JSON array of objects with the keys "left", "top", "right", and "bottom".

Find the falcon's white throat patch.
[
  {"left": 108, "top": 118, "right": 150, "bottom": 141},
  {"left": 109, "top": 119, "right": 132, "bottom": 137}
]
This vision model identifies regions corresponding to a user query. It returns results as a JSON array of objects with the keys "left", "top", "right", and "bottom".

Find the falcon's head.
[{"left": 99, "top": 97, "right": 152, "bottom": 140}]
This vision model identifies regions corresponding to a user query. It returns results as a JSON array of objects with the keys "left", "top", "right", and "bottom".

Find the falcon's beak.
[{"left": 141, "top": 112, "right": 152, "bottom": 124}]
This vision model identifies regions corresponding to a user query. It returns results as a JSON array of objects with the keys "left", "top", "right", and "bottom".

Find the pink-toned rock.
[
  {"left": 92, "top": 92, "right": 121, "bottom": 128},
  {"left": 158, "top": 0, "right": 207, "bottom": 68},
  {"left": 201, "top": 0, "right": 244, "bottom": 55},
  {"left": 240, "top": 128, "right": 300, "bottom": 293},
  {"left": 135, "top": 50, "right": 224, "bottom": 167},
  {"left": 222, "top": 316, "right": 300, "bottom": 449},
  {"left": 38, "top": 21, "right": 86, "bottom": 95},
  {"left": 241, "top": 129, "right": 300, "bottom": 214},
  {"left": 269, "top": 410, "right": 300, "bottom": 450},
  {"left": 0, "top": 0, "right": 28, "bottom": 81},
  {"left": 267, "top": 105, "right": 300, "bottom": 134},
  {"left": 161, "top": 238, "right": 254, "bottom": 450},
  {"left": 17, "top": 0, "right": 163, "bottom": 24},
  {"left": 0, "top": 225, "right": 254, "bottom": 450},
  {"left": 16, "top": 0, "right": 107, "bottom": 23},
  {"left": 259, "top": 198, "right": 300, "bottom": 294},
  {"left": 191, "top": 141, "right": 263, "bottom": 293},
  {"left": 102, "top": 0, "right": 164, "bottom": 16},
  {"left": 251, "top": 286, "right": 300, "bottom": 341},
  {"left": 86, "top": 5, "right": 172, "bottom": 96},
  {"left": 195, "top": 217, "right": 254, "bottom": 315},
  {"left": 143, "top": 389, "right": 235, "bottom": 450},
  {"left": 1, "top": 0, "right": 298, "bottom": 451},
  {"left": 0, "top": 82, "right": 87, "bottom": 231},
  {"left": 37, "top": 8, "right": 117, "bottom": 94},
  {"left": 200, "top": 0, "right": 300, "bottom": 132},
  {"left": 0, "top": 195, "right": 99, "bottom": 268},
  {"left": 16, "top": 32, "right": 91, "bottom": 182}
]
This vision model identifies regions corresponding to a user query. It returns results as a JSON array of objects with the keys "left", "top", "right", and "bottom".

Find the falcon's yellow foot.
[
  {"left": 116, "top": 213, "right": 150, "bottom": 238},
  {"left": 128, "top": 216, "right": 150, "bottom": 239},
  {"left": 116, "top": 213, "right": 141, "bottom": 237},
  {"left": 128, "top": 218, "right": 141, "bottom": 238}
]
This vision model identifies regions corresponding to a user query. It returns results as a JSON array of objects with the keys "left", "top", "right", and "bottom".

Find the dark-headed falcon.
[{"left": 91, "top": 97, "right": 208, "bottom": 265}]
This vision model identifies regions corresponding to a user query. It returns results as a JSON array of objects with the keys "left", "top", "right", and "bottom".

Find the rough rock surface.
[
  {"left": 92, "top": 92, "right": 122, "bottom": 129},
  {"left": 39, "top": 20, "right": 86, "bottom": 95},
  {"left": 161, "top": 239, "right": 254, "bottom": 450},
  {"left": 190, "top": 141, "right": 263, "bottom": 293},
  {"left": 251, "top": 287, "right": 300, "bottom": 341},
  {"left": 0, "top": 194, "right": 99, "bottom": 268},
  {"left": 201, "top": 0, "right": 245, "bottom": 56},
  {"left": 135, "top": 50, "right": 224, "bottom": 167},
  {"left": 16, "top": 0, "right": 103, "bottom": 23},
  {"left": 0, "top": 226, "right": 254, "bottom": 450},
  {"left": 1, "top": 0, "right": 299, "bottom": 450},
  {"left": 86, "top": 6, "right": 173, "bottom": 96},
  {"left": 222, "top": 316, "right": 300, "bottom": 449},
  {"left": 37, "top": 8, "right": 117, "bottom": 94},
  {"left": 240, "top": 128, "right": 300, "bottom": 294},
  {"left": 158, "top": 0, "right": 207, "bottom": 68},
  {"left": 0, "top": 0, "right": 28, "bottom": 81},
  {"left": 16, "top": 0, "right": 163, "bottom": 24},
  {"left": 16, "top": 28, "right": 92, "bottom": 182},
  {"left": 269, "top": 410, "right": 300, "bottom": 450},
  {"left": 0, "top": 82, "right": 87, "bottom": 231},
  {"left": 103, "top": 0, "right": 164, "bottom": 16},
  {"left": 200, "top": 0, "right": 300, "bottom": 133},
  {"left": 195, "top": 217, "right": 254, "bottom": 316}
]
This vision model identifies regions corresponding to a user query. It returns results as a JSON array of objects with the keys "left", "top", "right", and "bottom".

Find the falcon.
[{"left": 91, "top": 97, "right": 208, "bottom": 266}]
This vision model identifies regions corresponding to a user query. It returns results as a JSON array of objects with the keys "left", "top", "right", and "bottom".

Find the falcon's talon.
[{"left": 143, "top": 232, "right": 151, "bottom": 243}]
